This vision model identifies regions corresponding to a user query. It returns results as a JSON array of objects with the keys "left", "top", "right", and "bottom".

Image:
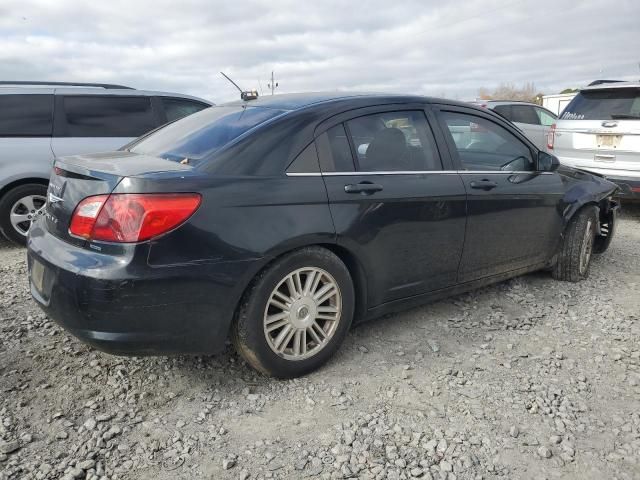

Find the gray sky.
[{"left": 1, "top": 0, "right": 638, "bottom": 104}]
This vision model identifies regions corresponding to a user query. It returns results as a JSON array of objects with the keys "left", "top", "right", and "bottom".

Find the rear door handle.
[
  {"left": 344, "top": 182, "right": 383, "bottom": 194},
  {"left": 469, "top": 180, "right": 498, "bottom": 190}
]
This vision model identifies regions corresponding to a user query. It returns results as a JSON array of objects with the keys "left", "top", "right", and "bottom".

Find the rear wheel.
[
  {"left": 552, "top": 206, "right": 598, "bottom": 282},
  {"left": 232, "top": 247, "right": 354, "bottom": 378},
  {"left": 0, "top": 184, "right": 48, "bottom": 246}
]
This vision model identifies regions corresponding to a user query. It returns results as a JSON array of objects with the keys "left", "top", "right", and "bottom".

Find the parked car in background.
[
  {"left": 27, "top": 93, "right": 618, "bottom": 378},
  {"left": 548, "top": 80, "right": 640, "bottom": 199},
  {"left": 0, "top": 81, "right": 212, "bottom": 244},
  {"left": 471, "top": 100, "right": 557, "bottom": 150}
]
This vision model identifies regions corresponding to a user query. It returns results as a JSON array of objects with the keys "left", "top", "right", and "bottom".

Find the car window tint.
[
  {"left": 287, "top": 142, "right": 320, "bottom": 173},
  {"left": 61, "top": 96, "right": 157, "bottom": 137},
  {"left": 161, "top": 97, "right": 209, "bottom": 122},
  {"left": 492, "top": 105, "right": 512, "bottom": 121},
  {"left": 345, "top": 111, "right": 441, "bottom": 171},
  {"left": 316, "top": 124, "right": 355, "bottom": 172},
  {"left": 442, "top": 111, "right": 534, "bottom": 172},
  {"left": 561, "top": 89, "right": 640, "bottom": 120},
  {"left": 536, "top": 108, "right": 556, "bottom": 126},
  {"left": 510, "top": 105, "right": 540, "bottom": 125},
  {"left": 0, "top": 94, "right": 53, "bottom": 136},
  {"left": 130, "top": 105, "right": 285, "bottom": 163}
]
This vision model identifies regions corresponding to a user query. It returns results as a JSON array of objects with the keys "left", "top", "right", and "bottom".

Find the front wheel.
[
  {"left": 0, "top": 184, "right": 48, "bottom": 246},
  {"left": 552, "top": 206, "right": 598, "bottom": 282},
  {"left": 232, "top": 247, "right": 354, "bottom": 378}
]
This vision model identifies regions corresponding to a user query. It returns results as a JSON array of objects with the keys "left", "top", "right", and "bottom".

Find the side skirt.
[{"left": 362, "top": 262, "right": 548, "bottom": 322}]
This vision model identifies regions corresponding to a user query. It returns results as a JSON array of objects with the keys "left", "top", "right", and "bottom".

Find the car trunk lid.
[{"left": 45, "top": 151, "right": 192, "bottom": 245}]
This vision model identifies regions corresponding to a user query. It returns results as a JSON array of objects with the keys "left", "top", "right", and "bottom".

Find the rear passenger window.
[
  {"left": 536, "top": 108, "right": 556, "bottom": 126},
  {"left": 492, "top": 105, "right": 512, "bottom": 121},
  {"left": 441, "top": 111, "right": 534, "bottom": 171},
  {"left": 346, "top": 111, "right": 441, "bottom": 171},
  {"left": 161, "top": 97, "right": 208, "bottom": 122},
  {"left": 316, "top": 124, "right": 355, "bottom": 172},
  {"left": 61, "top": 96, "right": 158, "bottom": 137},
  {"left": 510, "top": 105, "right": 540, "bottom": 125},
  {"left": 0, "top": 94, "right": 53, "bottom": 136}
]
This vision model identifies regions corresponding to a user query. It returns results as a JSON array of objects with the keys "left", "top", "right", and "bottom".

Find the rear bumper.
[{"left": 26, "top": 220, "right": 255, "bottom": 355}]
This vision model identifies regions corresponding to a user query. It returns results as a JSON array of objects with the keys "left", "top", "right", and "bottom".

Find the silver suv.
[
  {"left": 0, "top": 82, "right": 212, "bottom": 244},
  {"left": 549, "top": 81, "right": 640, "bottom": 199},
  {"left": 472, "top": 100, "right": 557, "bottom": 150}
]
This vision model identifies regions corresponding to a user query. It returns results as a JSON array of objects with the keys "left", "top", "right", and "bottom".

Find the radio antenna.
[{"left": 220, "top": 72, "right": 259, "bottom": 101}]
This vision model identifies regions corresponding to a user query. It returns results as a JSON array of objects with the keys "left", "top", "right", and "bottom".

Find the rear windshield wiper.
[{"left": 610, "top": 114, "right": 640, "bottom": 119}]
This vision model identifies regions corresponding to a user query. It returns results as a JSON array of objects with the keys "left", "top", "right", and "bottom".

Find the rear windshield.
[
  {"left": 561, "top": 88, "right": 640, "bottom": 120},
  {"left": 130, "top": 105, "right": 285, "bottom": 162}
]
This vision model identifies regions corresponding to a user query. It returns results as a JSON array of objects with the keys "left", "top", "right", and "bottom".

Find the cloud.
[{"left": 0, "top": 0, "right": 638, "bottom": 104}]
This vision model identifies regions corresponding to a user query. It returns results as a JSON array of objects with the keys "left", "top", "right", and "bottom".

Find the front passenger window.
[{"left": 441, "top": 112, "right": 534, "bottom": 172}]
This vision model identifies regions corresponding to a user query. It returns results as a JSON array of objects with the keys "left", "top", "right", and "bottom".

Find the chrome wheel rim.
[
  {"left": 579, "top": 218, "right": 594, "bottom": 275},
  {"left": 263, "top": 267, "right": 342, "bottom": 361},
  {"left": 10, "top": 195, "right": 47, "bottom": 237}
]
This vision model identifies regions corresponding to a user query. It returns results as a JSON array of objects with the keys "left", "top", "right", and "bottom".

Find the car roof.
[
  {"left": 475, "top": 100, "right": 542, "bottom": 107},
  {"left": 581, "top": 80, "right": 640, "bottom": 91},
  {"left": 0, "top": 85, "right": 212, "bottom": 104},
  {"left": 222, "top": 91, "right": 470, "bottom": 112}
]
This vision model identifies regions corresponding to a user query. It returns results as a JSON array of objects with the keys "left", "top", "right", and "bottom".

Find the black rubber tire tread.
[
  {"left": 0, "top": 183, "right": 48, "bottom": 246},
  {"left": 552, "top": 206, "right": 598, "bottom": 282},
  {"left": 231, "top": 246, "right": 355, "bottom": 378}
]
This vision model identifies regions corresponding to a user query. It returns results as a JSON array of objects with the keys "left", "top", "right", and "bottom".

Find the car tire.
[
  {"left": 232, "top": 246, "right": 355, "bottom": 378},
  {"left": 0, "top": 184, "right": 48, "bottom": 246},
  {"left": 552, "top": 206, "right": 598, "bottom": 282}
]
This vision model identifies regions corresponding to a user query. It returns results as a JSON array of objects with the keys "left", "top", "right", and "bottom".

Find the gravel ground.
[{"left": 1, "top": 205, "right": 639, "bottom": 480}]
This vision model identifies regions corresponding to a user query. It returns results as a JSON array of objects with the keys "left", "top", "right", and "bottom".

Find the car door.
[
  {"left": 434, "top": 105, "right": 564, "bottom": 283},
  {"left": 317, "top": 106, "right": 467, "bottom": 307},
  {"left": 51, "top": 94, "right": 162, "bottom": 157},
  {"left": 0, "top": 92, "right": 55, "bottom": 185}
]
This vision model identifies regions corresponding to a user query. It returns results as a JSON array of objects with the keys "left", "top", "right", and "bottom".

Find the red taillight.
[
  {"left": 547, "top": 123, "right": 556, "bottom": 150},
  {"left": 69, "top": 193, "right": 201, "bottom": 243}
]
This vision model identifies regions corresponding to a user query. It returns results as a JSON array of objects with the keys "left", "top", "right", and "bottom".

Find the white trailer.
[{"left": 542, "top": 93, "right": 577, "bottom": 116}]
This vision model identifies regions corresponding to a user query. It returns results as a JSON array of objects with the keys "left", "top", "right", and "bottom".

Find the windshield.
[
  {"left": 130, "top": 105, "right": 286, "bottom": 162},
  {"left": 561, "top": 88, "right": 640, "bottom": 120}
]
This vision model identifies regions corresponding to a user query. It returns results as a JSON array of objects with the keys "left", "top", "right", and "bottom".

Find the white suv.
[
  {"left": 549, "top": 81, "right": 640, "bottom": 199},
  {"left": 0, "top": 81, "right": 212, "bottom": 244}
]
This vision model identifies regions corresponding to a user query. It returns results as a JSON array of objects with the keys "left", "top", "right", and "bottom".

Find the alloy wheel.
[
  {"left": 263, "top": 267, "right": 342, "bottom": 361},
  {"left": 579, "top": 218, "right": 594, "bottom": 275},
  {"left": 10, "top": 195, "right": 47, "bottom": 237}
]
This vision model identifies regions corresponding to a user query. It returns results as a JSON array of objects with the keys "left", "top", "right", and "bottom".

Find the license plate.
[
  {"left": 30, "top": 259, "right": 46, "bottom": 294},
  {"left": 596, "top": 134, "right": 622, "bottom": 148}
]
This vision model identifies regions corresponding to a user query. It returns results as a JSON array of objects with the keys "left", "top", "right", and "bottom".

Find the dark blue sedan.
[{"left": 27, "top": 93, "right": 618, "bottom": 377}]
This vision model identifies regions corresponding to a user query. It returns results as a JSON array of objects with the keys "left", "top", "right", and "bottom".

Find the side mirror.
[{"left": 538, "top": 151, "right": 560, "bottom": 172}]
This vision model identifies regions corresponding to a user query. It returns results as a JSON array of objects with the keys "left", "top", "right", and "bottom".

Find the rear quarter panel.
[
  {"left": 112, "top": 172, "right": 335, "bottom": 318},
  {"left": 0, "top": 138, "right": 53, "bottom": 190}
]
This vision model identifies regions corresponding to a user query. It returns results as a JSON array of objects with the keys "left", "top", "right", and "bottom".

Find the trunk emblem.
[
  {"left": 48, "top": 192, "right": 64, "bottom": 204},
  {"left": 601, "top": 121, "right": 618, "bottom": 128}
]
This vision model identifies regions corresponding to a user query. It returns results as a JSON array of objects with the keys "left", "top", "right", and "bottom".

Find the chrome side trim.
[
  {"left": 321, "top": 170, "right": 459, "bottom": 176},
  {"left": 286, "top": 170, "right": 554, "bottom": 177}
]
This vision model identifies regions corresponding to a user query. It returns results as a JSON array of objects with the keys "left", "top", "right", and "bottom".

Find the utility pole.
[{"left": 267, "top": 71, "right": 278, "bottom": 95}]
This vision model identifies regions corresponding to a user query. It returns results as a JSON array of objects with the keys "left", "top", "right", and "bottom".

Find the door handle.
[
  {"left": 344, "top": 182, "right": 383, "bottom": 194},
  {"left": 469, "top": 180, "right": 498, "bottom": 190}
]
